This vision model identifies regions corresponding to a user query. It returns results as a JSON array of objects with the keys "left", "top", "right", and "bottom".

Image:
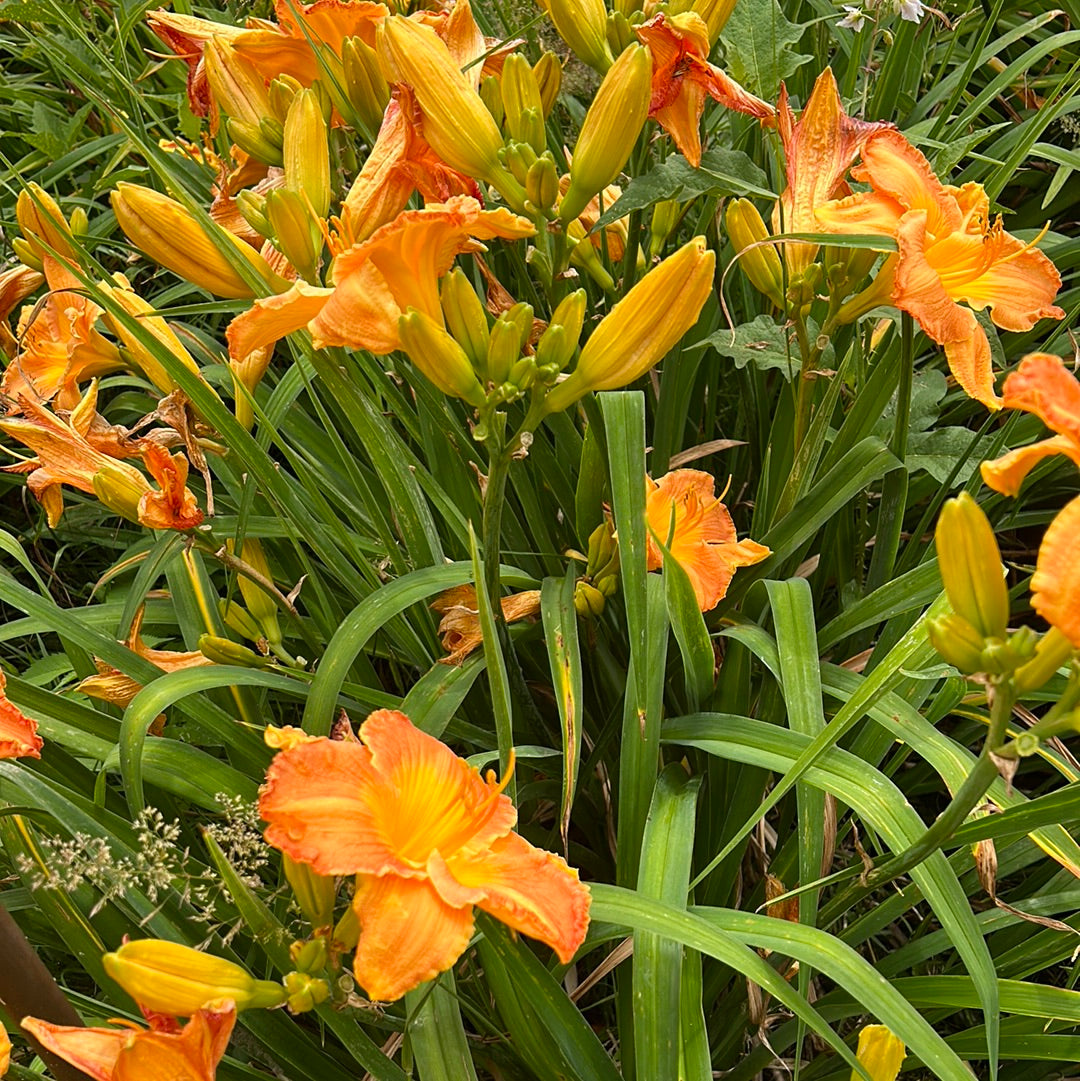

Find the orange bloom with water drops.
[
  {"left": 980, "top": 353, "right": 1080, "bottom": 496},
  {"left": 0, "top": 669, "right": 43, "bottom": 759},
  {"left": 817, "top": 129, "right": 1064, "bottom": 409},
  {"left": 259, "top": 708, "right": 590, "bottom": 1002},
  {"left": 22, "top": 999, "right": 236, "bottom": 1081},
  {"left": 635, "top": 13, "right": 774, "bottom": 169},
  {"left": 645, "top": 469, "right": 770, "bottom": 611}
]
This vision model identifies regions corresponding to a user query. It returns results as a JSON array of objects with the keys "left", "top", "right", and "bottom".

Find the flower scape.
[{"left": 0, "top": 0, "right": 1076, "bottom": 1078}]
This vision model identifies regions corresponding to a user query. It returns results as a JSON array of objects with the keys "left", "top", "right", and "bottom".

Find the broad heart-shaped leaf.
[
  {"left": 692, "top": 315, "right": 798, "bottom": 379},
  {"left": 718, "top": 0, "right": 812, "bottom": 99},
  {"left": 593, "top": 149, "right": 773, "bottom": 230}
]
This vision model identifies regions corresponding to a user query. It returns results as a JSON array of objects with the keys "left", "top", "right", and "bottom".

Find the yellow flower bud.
[
  {"left": 99, "top": 273, "right": 202, "bottom": 395},
  {"left": 486, "top": 303, "right": 533, "bottom": 384},
  {"left": 283, "top": 89, "right": 331, "bottom": 220},
  {"left": 342, "top": 36, "right": 390, "bottom": 135},
  {"left": 377, "top": 17, "right": 523, "bottom": 206},
  {"left": 204, "top": 37, "right": 273, "bottom": 128},
  {"left": 850, "top": 1024, "right": 905, "bottom": 1081},
  {"left": 666, "top": 0, "right": 737, "bottom": 44},
  {"left": 332, "top": 904, "right": 360, "bottom": 953},
  {"left": 648, "top": 198, "right": 680, "bottom": 260},
  {"left": 1014, "top": 626, "right": 1075, "bottom": 693},
  {"left": 12, "top": 236, "right": 44, "bottom": 272},
  {"left": 935, "top": 491, "right": 1009, "bottom": 641},
  {"left": 235, "top": 189, "right": 272, "bottom": 239},
  {"left": 228, "top": 118, "right": 284, "bottom": 168},
  {"left": 526, "top": 154, "right": 560, "bottom": 210},
  {"left": 566, "top": 219, "right": 616, "bottom": 291},
  {"left": 196, "top": 634, "right": 271, "bottom": 667},
  {"left": 111, "top": 183, "right": 284, "bottom": 299},
  {"left": 726, "top": 199, "right": 784, "bottom": 308},
  {"left": 219, "top": 598, "right": 264, "bottom": 642},
  {"left": 289, "top": 936, "right": 329, "bottom": 972},
  {"left": 480, "top": 74, "right": 505, "bottom": 126},
  {"left": 269, "top": 75, "right": 302, "bottom": 123},
  {"left": 533, "top": 52, "right": 563, "bottom": 117},
  {"left": 17, "top": 183, "right": 76, "bottom": 263},
  {"left": 502, "top": 54, "right": 545, "bottom": 149},
  {"left": 283, "top": 971, "right": 330, "bottom": 1014},
  {"left": 440, "top": 268, "right": 490, "bottom": 369},
  {"left": 265, "top": 188, "right": 323, "bottom": 284},
  {"left": 398, "top": 308, "right": 487, "bottom": 405},
  {"left": 283, "top": 854, "right": 336, "bottom": 929},
  {"left": 927, "top": 613, "right": 989, "bottom": 674},
  {"left": 226, "top": 537, "right": 282, "bottom": 644},
  {"left": 103, "top": 939, "right": 287, "bottom": 1015},
  {"left": 574, "top": 580, "right": 606, "bottom": 617},
  {"left": 546, "top": 0, "right": 613, "bottom": 73},
  {"left": 545, "top": 236, "right": 714, "bottom": 412},
  {"left": 90, "top": 463, "right": 150, "bottom": 524},
  {"left": 536, "top": 288, "right": 585, "bottom": 371},
  {"left": 560, "top": 44, "right": 652, "bottom": 223}
]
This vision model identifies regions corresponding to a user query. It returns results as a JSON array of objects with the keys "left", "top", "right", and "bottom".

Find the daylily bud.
[
  {"left": 259, "top": 116, "right": 286, "bottom": 149},
  {"left": 111, "top": 183, "right": 283, "bottom": 299},
  {"left": 536, "top": 289, "right": 585, "bottom": 372},
  {"left": 927, "top": 613, "right": 989, "bottom": 674},
  {"left": 289, "top": 937, "right": 329, "bottom": 973},
  {"left": 13, "top": 236, "right": 44, "bottom": 272},
  {"left": 265, "top": 188, "right": 323, "bottom": 284},
  {"left": 606, "top": 10, "right": 637, "bottom": 55},
  {"left": 197, "top": 634, "right": 272, "bottom": 667},
  {"left": 668, "top": 0, "right": 737, "bottom": 44},
  {"left": 526, "top": 154, "right": 560, "bottom": 210},
  {"left": 648, "top": 198, "right": 681, "bottom": 260},
  {"left": 613, "top": 0, "right": 644, "bottom": 16},
  {"left": 103, "top": 939, "right": 287, "bottom": 1015},
  {"left": 545, "top": 236, "right": 714, "bottom": 412},
  {"left": 269, "top": 75, "right": 303, "bottom": 123},
  {"left": 284, "top": 89, "right": 331, "bottom": 220},
  {"left": 342, "top": 37, "right": 390, "bottom": 135},
  {"left": 935, "top": 492, "right": 1009, "bottom": 641},
  {"left": 226, "top": 536, "right": 282, "bottom": 646},
  {"left": 504, "top": 142, "right": 538, "bottom": 187},
  {"left": 235, "top": 189, "right": 272, "bottom": 239},
  {"left": 228, "top": 118, "right": 285, "bottom": 167},
  {"left": 17, "top": 184, "right": 76, "bottom": 263},
  {"left": 219, "top": 599, "right": 264, "bottom": 642},
  {"left": 502, "top": 54, "right": 545, "bottom": 151},
  {"left": 1014, "top": 627, "right": 1075, "bottom": 693},
  {"left": 398, "top": 308, "right": 487, "bottom": 406},
  {"left": 283, "top": 971, "right": 330, "bottom": 1014},
  {"left": 486, "top": 303, "right": 533, "bottom": 384},
  {"left": 546, "top": 0, "right": 613, "bottom": 73},
  {"left": 567, "top": 219, "right": 616, "bottom": 291},
  {"left": 377, "top": 17, "right": 523, "bottom": 207},
  {"left": 533, "top": 52, "right": 562, "bottom": 117},
  {"left": 92, "top": 463, "right": 150, "bottom": 523},
  {"left": 332, "top": 904, "right": 360, "bottom": 953},
  {"left": 508, "top": 355, "right": 539, "bottom": 390},
  {"left": 850, "top": 1024, "right": 905, "bottom": 1081},
  {"left": 204, "top": 37, "right": 273, "bottom": 128},
  {"left": 440, "top": 269, "right": 490, "bottom": 369},
  {"left": 481, "top": 75, "right": 505, "bottom": 126},
  {"left": 560, "top": 44, "right": 652, "bottom": 223},
  {"left": 283, "top": 854, "right": 336, "bottom": 929},
  {"left": 726, "top": 199, "right": 784, "bottom": 307},
  {"left": 70, "top": 206, "right": 89, "bottom": 237},
  {"left": 585, "top": 518, "right": 619, "bottom": 581},
  {"left": 574, "top": 580, "right": 606, "bottom": 617}
]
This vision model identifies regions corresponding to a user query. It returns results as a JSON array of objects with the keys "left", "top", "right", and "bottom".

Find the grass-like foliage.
[{"left": 0, "top": 0, "right": 1078, "bottom": 1078}]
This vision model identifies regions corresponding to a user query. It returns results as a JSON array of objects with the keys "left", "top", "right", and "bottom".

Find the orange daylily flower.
[
  {"left": 23, "top": 999, "right": 236, "bottom": 1081},
  {"left": 0, "top": 263, "right": 44, "bottom": 357},
  {"left": 0, "top": 669, "right": 43, "bottom": 759},
  {"left": 817, "top": 129, "right": 1064, "bottom": 409},
  {"left": 774, "top": 67, "right": 891, "bottom": 277},
  {"left": 226, "top": 195, "right": 534, "bottom": 361},
  {"left": 645, "top": 468, "right": 770, "bottom": 611},
  {"left": 431, "top": 585, "right": 542, "bottom": 665},
  {"left": 1030, "top": 494, "right": 1080, "bottom": 649},
  {"left": 980, "top": 353, "right": 1080, "bottom": 495},
  {"left": 139, "top": 444, "right": 204, "bottom": 531},
  {"left": 259, "top": 709, "right": 590, "bottom": 1002},
  {"left": 636, "top": 13, "right": 774, "bottom": 169},
  {"left": 340, "top": 86, "right": 482, "bottom": 247},
  {"left": 147, "top": 10, "right": 246, "bottom": 117}
]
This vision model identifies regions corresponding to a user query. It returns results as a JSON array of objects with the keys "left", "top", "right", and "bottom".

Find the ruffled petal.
[
  {"left": 447, "top": 831, "right": 590, "bottom": 963},
  {"left": 815, "top": 190, "right": 906, "bottom": 239},
  {"left": 0, "top": 669, "right": 43, "bottom": 759},
  {"left": 225, "top": 282, "right": 333, "bottom": 363},
  {"left": 1032, "top": 495, "right": 1080, "bottom": 648},
  {"left": 113, "top": 1001, "right": 236, "bottom": 1081},
  {"left": 137, "top": 445, "right": 203, "bottom": 531},
  {"left": 351, "top": 872, "right": 475, "bottom": 1002},
  {"left": 1000, "top": 352, "right": 1080, "bottom": 441},
  {"left": 980, "top": 436, "right": 1080, "bottom": 496},
  {"left": 942, "top": 330, "right": 1001, "bottom": 411}
]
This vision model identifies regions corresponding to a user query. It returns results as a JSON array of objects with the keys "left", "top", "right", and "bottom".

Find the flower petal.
[
  {"left": 21, "top": 1020, "right": 129, "bottom": 1081},
  {"left": 113, "top": 1001, "right": 237, "bottom": 1081},
  {"left": 1000, "top": 352, "right": 1080, "bottom": 441},
  {"left": 815, "top": 190, "right": 906, "bottom": 238},
  {"left": 351, "top": 872, "right": 475, "bottom": 1002},
  {"left": 0, "top": 669, "right": 43, "bottom": 759},
  {"left": 225, "top": 282, "right": 333, "bottom": 363},
  {"left": 447, "top": 831, "right": 590, "bottom": 963},
  {"left": 980, "top": 435, "right": 1080, "bottom": 496},
  {"left": 942, "top": 331, "right": 1001, "bottom": 410},
  {"left": 1032, "top": 494, "right": 1080, "bottom": 648}
]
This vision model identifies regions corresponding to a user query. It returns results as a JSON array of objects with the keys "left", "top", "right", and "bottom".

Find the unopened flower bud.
[
  {"left": 545, "top": 236, "right": 714, "bottom": 412},
  {"left": 204, "top": 37, "right": 273, "bottom": 127},
  {"left": 726, "top": 198, "right": 784, "bottom": 307},
  {"left": 927, "top": 614, "right": 987, "bottom": 674},
  {"left": 560, "top": 44, "right": 652, "bottom": 223},
  {"left": 235, "top": 189, "right": 272, "bottom": 239},
  {"left": 265, "top": 188, "right": 323, "bottom": 284},
  {"left": 268, "top": 74, "right": 301, "bottom": 120},
  {"left": 850, "top": 1024, "right": 905, "bottom": 1081},
  {"left": 332, "top": 905, "right": 360, "bottom": 953},
  {"left": 12, "top": 236, "right": 44, "bottom": 272},
  {"left": 283, "top": 971, "right": 330, "bottom": 1014},
  {"left": 440, "top": 269, "right": 490, "bottom": 369},
  {"left": 259, "top": 116, "right": 286, "bottom": 150},
  {"left": 502, "top": 54, "right": 545, "bottom": 149},
  {"left": 606, "top": 10, "right": 637, "bottom": 55},
  {"left": 112, "top": 183, "right": 284, "bottom": 299},
  {"left": 197, "top": 634, "right": 271, "bottom": 667},
  {"left": 486, "top": 303, "right": 533, "bottom": 384},
  {"left": 17, "top": 184, "right": 76, "bottom": 263},
  {"left": 284, "top": 88, "right": 331, "bottom": 220},
  {"left": 226, "top": 537, "right": 282, "bottom": 645},
  {"left": 567, "top": 219, "right": 616, "bottom": 290},
  {"left": 219, "top": 598, "right": 264, "bottom": 642},
  {"left": 481, "top": 75, "right": 505, "bottom": 126},
  {"left": 103, "top": 939, "right": 287, "bottom": 1015},
  {"left": 536, "top": 289, "right": 585, "bottom": 371},
  {"left": 574, "top": 580, "right": 606, "bottom": 618},
  {"left": 584, "top": 518, "right": 619, "bottom": 580},
  {"left": 526, "top": 154, "right": 560, "bottom": 211},
  {"left": 69, "top": 206, "right": 89, "bottom": 238},
  {"left": 648, "top": 198, "right": 681, "bottom": 260},
  {"left": 936, "top": 492, "right": 1009, "bottom": 641},
  {"left": 398, "top": 308, "right": 487, "bottom": 405},
  {"left": 546, "top": 0, "right": 613, "bottom": 73},
  {"left": 1014, "top": 627, "right": 1075, "bottom": 692},
  {"left": 228, "top": 118, "right": 285, "bottom": 167},
  {"left": 505, "top": 141, "right": 538, "bottom": 187},
  {"left": 342, "top": 36, "right": 390, "bottom": 135},
  {"left": 533, "top": 52, "right": 562, "bottom": 117},
  {"left": 288, "top": 935, "right": 329, "bottom": 973},
  {"left": 92, "top": 463, "right": 150, "bottom": 523}
]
